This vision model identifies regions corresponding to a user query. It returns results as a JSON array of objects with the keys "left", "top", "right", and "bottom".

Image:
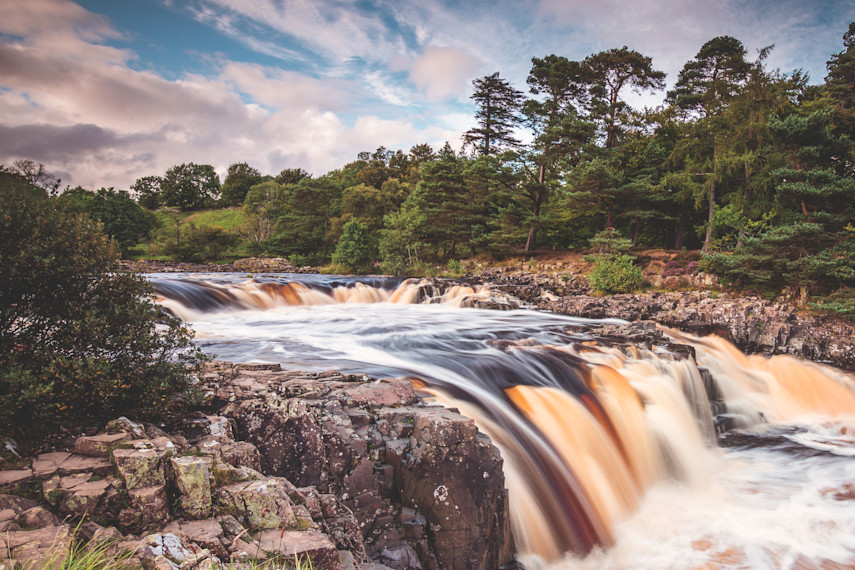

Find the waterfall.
[{"left": 149, "top": 273, "right": 855, "bottom": 568}]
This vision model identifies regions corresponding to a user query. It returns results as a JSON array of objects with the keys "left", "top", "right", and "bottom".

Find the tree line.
[{"left": 7, "top": 24, "right": 855, "bottom": 313}]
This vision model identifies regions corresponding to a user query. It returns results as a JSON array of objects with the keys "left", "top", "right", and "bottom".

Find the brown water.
[{"left": 151, "top": 274, "right": 855, "bottom": 569}]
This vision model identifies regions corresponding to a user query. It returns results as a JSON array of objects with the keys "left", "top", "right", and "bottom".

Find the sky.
[{"left": 0, "top": 0, "right": 853, "bottom": 190}]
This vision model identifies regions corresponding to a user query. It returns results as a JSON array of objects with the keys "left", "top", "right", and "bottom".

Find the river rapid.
[{"left": 150, "top": 272, "right": 855, "bottom": 569}]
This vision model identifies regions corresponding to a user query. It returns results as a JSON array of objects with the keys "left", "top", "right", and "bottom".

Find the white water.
[{"left": 151, "top": 273, "right": 855, "bottom": 569}]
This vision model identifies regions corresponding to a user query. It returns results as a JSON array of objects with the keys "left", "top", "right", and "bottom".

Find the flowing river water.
[{"left": 150, "top": 273, "right": 855, "bottom": 570}]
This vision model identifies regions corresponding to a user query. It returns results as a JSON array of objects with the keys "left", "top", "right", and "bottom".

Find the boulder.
[
  {"left": 257, "top": 528, "right": 342, "bottom": 569},
  {"left": 170, "top": 456, "right": 213, "bottom": 519},
  {"left": 112, "top": 447, "right": 166, "bottom": 490},
  {"left": 215, "top": 478, "right": 296, "bottom": 531},
  {"left": 0, "top": 525, "right": 71, "bottom": 567},
  {"left": 74, "top": 432, "right": 132, "bottom": 457},
  {"left": 129, "top": 484, "right": 170, "bottom": 526}
]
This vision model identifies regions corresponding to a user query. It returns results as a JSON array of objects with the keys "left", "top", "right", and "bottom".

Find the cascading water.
[{"left": 151, "top": 273, "right": 855, "bottom": 569}]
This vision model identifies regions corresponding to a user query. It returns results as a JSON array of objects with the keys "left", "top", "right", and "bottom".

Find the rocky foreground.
[{"left": 0, "top": 364, "right": 512, "bottom": 569}]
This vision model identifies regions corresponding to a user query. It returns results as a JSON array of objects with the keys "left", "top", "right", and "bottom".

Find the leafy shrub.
[
  {"left": 809, "top": 288, "right": 855, "bottom": 319},
  {"left": 446, "top": 259, "right": 464, "bottom": 277},
  {"left": 332, "top": 219, "right": 373, "bottom": 273},
  {"left": 0, "top": 175, "right": 205, "bottom": 448},
  {"left": 588, "top": 254, "right": 645, "bottom": 294},
  {"left": 586, "top": 228, "right": 632, "bottom": 258}
]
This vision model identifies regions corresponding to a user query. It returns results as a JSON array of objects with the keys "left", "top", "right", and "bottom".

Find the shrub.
[
  {"left": 331, "top": 219, "right": 373, "bottom": 274},
  {"left": 588, "top": 254, "right": 645, "bottom": 294},
  {"left": 446, "top": 259, "right": 464, "bottom": 277},
  {"left": 0, "top": 175, "right": 206, "bottom": 449}
]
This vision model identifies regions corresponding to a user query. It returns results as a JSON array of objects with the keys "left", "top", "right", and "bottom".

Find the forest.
[{"left": 6, "top": 25, "right": 855, "bottom": 314}]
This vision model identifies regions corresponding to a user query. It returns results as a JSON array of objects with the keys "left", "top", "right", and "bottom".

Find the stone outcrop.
[
  {"left": 0, "top": 367, "right": 514, "bottom": 569},
  {"left": 216, "top": 368, "right": 512, "bottom": 570},
  {"left": 537, "top": 291, "right": 855, "bottom": 371}
]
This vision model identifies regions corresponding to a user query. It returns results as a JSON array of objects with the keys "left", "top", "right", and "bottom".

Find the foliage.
[
  {"left": 587, "top": 228, "right": 633, "bottom": 256},
  {"left": 220, "top": 162, "right": 263, "bottom": 206},
  {"left": 463, "top": 72, "right": 525, "bottom": 156},
  {"left": 0, "top": 176, "right": 205, "bottom": 448},
  {"left": 331, "top": 219, "right": 373, "bottom": 273},
  {"left": 131, "top": 175, "right": 163, "bottom": 210},
  {"left": 161, "top": 163, "right": 221, "bottom": 211},
  {"left": 57, "top": 187, "right": 153, "bottom": 256},
  {"left": 588, "top": 254, "right": 645, "bottom": 294},
  {"left": 445, "top": 259, "right": 464, "bottom": 277},
  {"left": 809, "top": 288, "right": 855, "bottom": 319},
  {"left": 583, "top": 46, "right": 666, "bottom": 147}
]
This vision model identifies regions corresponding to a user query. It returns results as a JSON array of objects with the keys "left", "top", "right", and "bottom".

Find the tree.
[
  {"left": 275, "top": 167, "right": 311, "bottom": 185},
  {"left": 704, "top": 110, "right": 855, "bottom": 302},
  {"left": 523, "top": 55, "right": 596, "bottom": 250},
  {"left": 58, "top": 187, "right": 153, "bottom": 255},
  {"left": 826, "top": 22, "right": 855, "bottom": 136},
  {"left": 160, "top": 163, "right": 221, "bottom": 211},
  {"left": 0, "top": 175, "right": 204, "bottom": 446},
  {"left": 409, "top": 143, "right": 468, "bottom": 257},
  {"left": 270, "top": 176, "right": 342, "bottom": 263},
  {"left": 7, "top": 159, "right": 60, "bottom": 192},
  {"left": 463, "top": 72, "right": 525, "bottom": 156},
  {"left": 666, "top": 36, "right": 754, "bottom": 251},
  {"left": 331, "top": 219, "right": 373, "bottom": 273},
  {"left": 244, "top": 181, "right": 286, "bottom": 245},
  {"left": 584, "top": 47, "right": 666, "bottom": 148},
  {"left": 667, "top": 36, "right": 752, "bottom": 116},
  {"left": 220, "top": 162, "right": 263, "bottom": 206},
  {"left": 131, "top": 175, "right": 163, "bottom": 210}
]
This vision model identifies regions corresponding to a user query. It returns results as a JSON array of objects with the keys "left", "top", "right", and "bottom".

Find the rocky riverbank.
[
  {"left": 480, "top": 269, "right": 855, "bottom": 371},
  {"left": 0, "top": 364, "right": 512, "bottom": 570},
  {"left": 120, "top": 258, "right": 318, "bottom": 274}
]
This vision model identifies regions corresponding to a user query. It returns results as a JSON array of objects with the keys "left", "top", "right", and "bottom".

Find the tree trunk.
[
  {"left": 702, "top": 181, "right": 715, "bottom": 253},
  {"left": 702, "top": 145, "right": 719, "bottom": 253},
  {"left": 674, "top": 201, "right": 689, "bottom": 250},
  {"left": 524, "top": 165, "right": 546, "bottom": 253}
]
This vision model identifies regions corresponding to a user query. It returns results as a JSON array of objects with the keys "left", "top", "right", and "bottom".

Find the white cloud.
[
  {"left": 534, "top": 0, "right": 853, "bottom": 90},
  {"left": 0, "top": 0, "right": 464, "bottom": 189},
  {"left": 397, "top": 46, "right": 481, "bottom": 102}
]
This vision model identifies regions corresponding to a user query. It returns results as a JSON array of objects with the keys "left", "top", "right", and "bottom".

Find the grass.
[
  {"left": 229, "top": 556, "right": 314, "bottom": 569},
  {"left": 14, "top": 532, "right": 315, "bottom": 570},
  {"left": 20, "top": 536, "right": 136, "bottom": 570},
  {"left": 183, "top": 208, "right": 247, "bottom": 231}
]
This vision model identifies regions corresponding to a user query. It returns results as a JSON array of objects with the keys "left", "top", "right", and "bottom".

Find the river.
[{"left": 150, "top": 272, "right": 855, "bottom": 569}]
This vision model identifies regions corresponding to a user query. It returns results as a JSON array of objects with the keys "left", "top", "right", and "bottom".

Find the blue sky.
[{"left": 1, "top": 0, "right": 853, "bottom": 189}]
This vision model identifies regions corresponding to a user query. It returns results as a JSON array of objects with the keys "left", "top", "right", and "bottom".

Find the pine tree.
[{"left": 463, "top": 73, "right": 525, "bottom": 156}]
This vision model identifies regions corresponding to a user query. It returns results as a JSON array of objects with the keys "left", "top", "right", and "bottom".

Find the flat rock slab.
[
  {"left": 32, "top": 452, "right": 112, "bottom": 478},
  {"left": 74, "top": 432, "right": 131, "bottom": 457},
  {"left": 0, "top": 469, "right": 33, "bottom": 489},
  {"left": 257, "top": 529, "right": 342, "bottom": 569},
  {"left": 0, "top": 524, "right": 71, "bottom": 565}
]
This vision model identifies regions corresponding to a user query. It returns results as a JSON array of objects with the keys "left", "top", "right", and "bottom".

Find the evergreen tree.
[
  {"left": 704, "top": 110, "right": 855, "bottom": 304},
  {"left": 523, "top": 55, "right": 596, "bottom": 251},
  {"left": 463, "top": 73, "right": 525, "bottom": 156},
  {"left": 584, "top": 47, "right": 666, "bottom": 148},
  {"left": 408, "top": 144, "right": 468, "bottom": 257},
  {"left": 666, "top": 37, "right": 754, "bottom": 251},
  {"left": 826, "top": 22, "right": 855, "bottom": 136}
]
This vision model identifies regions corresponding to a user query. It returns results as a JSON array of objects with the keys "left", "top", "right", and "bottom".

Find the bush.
[
  {"left": 445, "top": 259, "right": 464, "bottom": 277},
  {"left": 588, "top": 254, "right": 645, "bottom": 294},
  {"left": 0, "top": 175, "right": 205, "bottom": 449},
  {"left": 331, "top": 219, "right": 373, "bottom": 273}
]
